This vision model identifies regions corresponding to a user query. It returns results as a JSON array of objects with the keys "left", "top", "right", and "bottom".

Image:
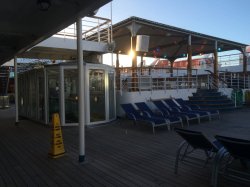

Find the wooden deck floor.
[{"left": 0, "top": 107, "right": 250, "bottom": 187}]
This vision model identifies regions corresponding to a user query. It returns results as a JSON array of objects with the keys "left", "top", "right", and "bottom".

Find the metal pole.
[
  {"left": 140, "top": 55, "right": 143, "bottom": 75},
  {"left": 214, "top": 41, "right": 219, "bottom": 88},
  {"left": 59, "top": 66, "right": 65, "bottom": 126},
  {"left": 14, "top": 56, "right": 19, "bottom": 125},
  {"left": 187, "top": 35, "right": 192, "bottom": 88},
  {"left": 110, "top": 2, "right": 113, "bottom": 66},
  {"left": 77, "top": 17, "right": 85, "bottom": 163},
  {"left": 44, "top": 69, "right": 48, "bottom": 124},
  {"left": 110, "top": 1, "right": 113, "bottom": 42},
  {"left": 242, "top": 47, "right": 247, "bottom": 74}
]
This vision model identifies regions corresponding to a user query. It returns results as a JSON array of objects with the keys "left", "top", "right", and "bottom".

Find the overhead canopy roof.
[
  {"left": 112, "top": 17, "right": 247, "bottom": 61},
  {"left": 0, "top": 0, "right": 111, "bottom": 65}
]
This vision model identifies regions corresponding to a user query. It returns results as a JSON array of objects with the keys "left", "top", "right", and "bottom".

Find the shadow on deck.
[{"left": 0, "top": 106, "right": 250, "bottom": 186}]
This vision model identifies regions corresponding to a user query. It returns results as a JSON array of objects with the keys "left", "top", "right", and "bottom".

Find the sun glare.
[{"left": 128, "top": 50, "right": 135, "bottom": 58}]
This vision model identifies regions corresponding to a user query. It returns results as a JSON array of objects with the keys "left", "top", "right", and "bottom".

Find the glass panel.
[
  {"left": 108, "top": 71, "right": 115, "bottom": 119},
  {"left": 89, "top": 69, "right": 105, "bottom": 122},
  {"left": 38, "top": 76, "right": 45, "bottom": 121},
  {"left": 29, "top": 72, "right": 37, "bottom": 119},
  {"left": 64, "top": 69, "right": 78, "bottom": 123},
  {"left": 18, "top": 74, "right": 27, "bottom": 116},
  {"left": 47, "top": 69, "right": 60, "bottom": 122}
]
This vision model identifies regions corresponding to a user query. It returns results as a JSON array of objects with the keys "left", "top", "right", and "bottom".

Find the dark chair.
[
  {"left": 212, "top": 135, "right": 250, "bottom": 187},
  {"left": 152, "top": 100, "right": 200, "bottom": 125},
  {"left": 135, "top": 102, "right": 183, "bottom": 129},
  {"left": 175, "top": 98, "right": 200, "bottom": 110},
  {"left": 120, "top": 103, "right": 170, "bottom": 133},
  {"left": 175, "top": 98, "right": 220, "bottom": 119},
  {"left": 164, "top": 99, "right": 211, "bottom": 121},
  {"left": 174, "top": 128, "right": 222, "bottom": 174}
]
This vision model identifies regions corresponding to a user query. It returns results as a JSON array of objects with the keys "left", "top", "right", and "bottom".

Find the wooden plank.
[{"left": 0, "top": 107, "right": 250, "bottom": 186}]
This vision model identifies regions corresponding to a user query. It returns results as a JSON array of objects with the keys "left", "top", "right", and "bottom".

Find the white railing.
[
  {"left": 117, "top": 67, "right": 199, "bottom": 92},
  {"left": 53, "top": 16, "right": 112, "bottom": 43},
  {"left": 116, "top": 67, "right": 250, "bottom": 93},
  {"left": 218, "top": 72, "right": 250, "bottom": 89}
]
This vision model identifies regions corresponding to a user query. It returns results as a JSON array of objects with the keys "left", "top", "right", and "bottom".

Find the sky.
[{"left": 96, "top": 0, "right": 250, "bottom": 45}]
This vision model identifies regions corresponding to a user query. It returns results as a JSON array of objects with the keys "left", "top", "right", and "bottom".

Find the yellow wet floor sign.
[{"left": 48, "top": 113, "right": 65, "bottom": 158}]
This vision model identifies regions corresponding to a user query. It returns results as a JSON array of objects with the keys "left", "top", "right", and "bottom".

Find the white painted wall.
[{"left": 37, "top": 37, "right": 109, "bottom": 53}]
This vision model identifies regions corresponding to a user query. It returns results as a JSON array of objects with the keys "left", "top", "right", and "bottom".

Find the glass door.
[
  {"left": 64, "top": 69, "right": 78, "bottom": 123},
  {"left": 38, "top": 76, "right": 45, "bottom": 121},
  {"left": 89, "top": 69, "right": 106, "bottom": 122},
  {"left": 108, "top": 71, "right": 115, "bottom": 119},
  {"left": 47, "top": 69, "right": 60, "bottom": 122}
]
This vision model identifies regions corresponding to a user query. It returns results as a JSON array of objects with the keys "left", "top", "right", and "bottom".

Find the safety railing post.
[
  {"left": 230, "top": 73, "right": 233, "bottom": 88},
  {"left": 139, "top": 75, "right": 141, "bottom": 94},
  {"left": 244, "top": 74, "right": 246, "bottom": 89},
  {"left": 177, "top": 76, "right": 179, "bottom": 90},
  {"left": 248, "top": 75, "right": 250, "bottom": 89},
  {"left": 223, "top": 73, "right": 226, "bottom": 88},
  {"left": 150, "top": 75, "right": 152, "bottom": 94},
  {"left": 119, "top": 75, "right": 122, "bottom": 96},
  {"left": 164, "top": 77, "right": 166, "bottom": 92},
  {"left": 234, "top": 92, "right": 237, "bottom": 108}
]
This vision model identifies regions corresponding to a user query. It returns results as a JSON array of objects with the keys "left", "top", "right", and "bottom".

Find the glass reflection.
[
  {"left": 64, "top": 69, "right": 78, "bottom": 123},
  {"left": 89, "top": 69, "right": 105, "bottom": 122}
]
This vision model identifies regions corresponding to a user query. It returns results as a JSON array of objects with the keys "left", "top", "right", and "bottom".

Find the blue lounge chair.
[
  {"left": 212, "top": 135, "right": 250, "bottom": 187},
  {"left": 174, "top": 128, "right": 223, "bottom": 175},
  {"left": 120, "top": 103, "right": 170, "bottom": 133},
  {"left": 152, "top": 100, "right": 200, "bottom": 125},
  {"left": 164, "top": 99, "right": 211, "bottom": 121},
  {"left": 175, "top": 98, "right": 220, "bottom": 119},
  {"left": 134, "top": 102, "right": 183, "bottom": 129}
]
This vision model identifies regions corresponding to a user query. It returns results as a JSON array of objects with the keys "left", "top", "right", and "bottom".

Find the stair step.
[
  {"left": 193, "top": 92, "right": 222, "bottom": 97},
  {"left": 188, "top": 89, "right": 240, "bottom": 111},
  {"left": 197, "top": 89, "right": 218, "bottom": 93},
  {"left": 199, "top": 106, "right": 241, "bottom": 111},
  {"left": 188, "top": 100, "right": 232, "bottom": 105},
  {"left": 189, "top": 95, "right": 228, "bottom": 100},
  {"left": 192, "top": 101, "right": 235, "bottom": 107}
]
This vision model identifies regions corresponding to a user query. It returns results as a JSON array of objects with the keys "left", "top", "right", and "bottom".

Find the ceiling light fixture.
[{"left": 37, "top": 0, "right": 51, "bottom": 11}]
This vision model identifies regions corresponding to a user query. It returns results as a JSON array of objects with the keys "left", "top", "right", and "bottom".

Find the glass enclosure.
[
  {"left": 86, "top": 63, "right": 116, "bottom": 125},
  {"left": 19, "top": 69, "right": 45, "bottom": 122},
  {"left": 18, "top": 63, "right": 116, "bottom": 126}
]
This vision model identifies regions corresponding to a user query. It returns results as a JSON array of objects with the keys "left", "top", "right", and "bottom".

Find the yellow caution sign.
[{"left": 48, "top": 113, "right": 65, "bottom": 158}]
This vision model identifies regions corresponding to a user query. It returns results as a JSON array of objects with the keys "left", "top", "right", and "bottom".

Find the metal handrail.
[
  {"left": 116, "top": 67, "right": 250, "bottom": 95},
  {"left": 53, "top": 16, "right": 112, "bottom": 43},
  {"left": 116, "top": 68, "right": 198, "bottom": 92}
]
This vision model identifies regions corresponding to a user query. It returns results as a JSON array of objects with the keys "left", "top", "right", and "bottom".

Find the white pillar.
[
  {"left": 14, "top": 56, "right": 19, "bottom": 124},
  {"left": 77, "top": 17, "right": 85, "bottom": 163},
  {"left": 59, "top": 66, "right": 65, "bottom": 126},
  {"left": 44, "top": 69, "right": 48, "bottom": 124}
]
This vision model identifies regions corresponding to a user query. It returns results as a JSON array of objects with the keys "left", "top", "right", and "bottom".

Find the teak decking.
[{"left": 0, "top": 107, "right": 250, "bottom": 186}]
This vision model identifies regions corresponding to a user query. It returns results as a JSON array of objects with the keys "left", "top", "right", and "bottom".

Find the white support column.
[
  {"left": 77, "top": 17, "right": 85, "bottom": 163},
  {"left": 59, "top": 66, "right": 65, "bottom": 126},
  {"left": 14, "top": 56, "right": 19, "bottom": 125},
  {"left": 214, "top": 41, "right": 219, "bottom": 88},
  {"left": 187, "top": 35, "right": 192, "bottom": 88},
  {"left": 44, "top": 69, "right": 48, "bottom": 124},
  {"left": 242, "top": 47, "right": 247, "bottom": 74}
]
